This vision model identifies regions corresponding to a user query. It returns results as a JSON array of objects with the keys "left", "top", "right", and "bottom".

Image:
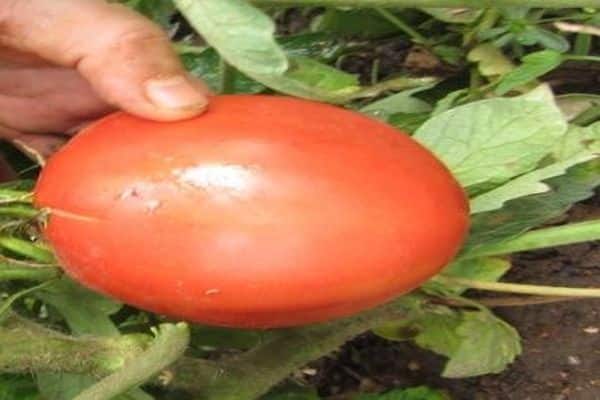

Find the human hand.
[{"left": 0, "top": 0, "right": 210, "bottom": 158}]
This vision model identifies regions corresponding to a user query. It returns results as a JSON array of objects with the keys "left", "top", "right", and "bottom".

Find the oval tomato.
[{"left": 34, "top": 95, "right": 469, "bottom": 328}]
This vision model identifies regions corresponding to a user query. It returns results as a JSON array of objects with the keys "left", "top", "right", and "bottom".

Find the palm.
[{"left": 0, "top": 58, "right": 112, "bottom": 156}]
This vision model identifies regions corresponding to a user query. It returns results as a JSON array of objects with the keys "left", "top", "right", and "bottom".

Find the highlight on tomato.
[{"left": 34, "top": 95, "right": 469, "bottom": 328}]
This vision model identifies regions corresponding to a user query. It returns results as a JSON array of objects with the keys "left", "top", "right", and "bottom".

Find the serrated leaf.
[
  {"left": 415, "top": 86, "right": 568, "bottom": 188},
  {"left": 361, "top": 86, "right": 434, "bottom": 119},
  {"left": 174, "top": 0, "right": 288, "bottom": 76},
  {"left": 35, "top": 278, "right": 121, "bottom": 336},
  {"left": 442, "top": 311, "right": 521, "bottom": 378},
  {"left": 427, "top": 257, "right": 511, "bottom": 295},
  {"left": 465, "top": 158, "right": 600, "bottom": 249},
  {"left": 553, "top": 122, "right": 600, "bottom": 160},
  {"left": 495, "top": 50, "right": 564, "bottom": 95},
  {"left": 470, "top": 152, "right": 597, "bottom": 214},
  {"left": 376, "top": 306, "right": 521, "bottom": 378},
  {"left": 467, "top": 44, "right": 514, "bottom": 77},
  {"left": 354, "top": 386, "right": 450, "bottom": 400}
]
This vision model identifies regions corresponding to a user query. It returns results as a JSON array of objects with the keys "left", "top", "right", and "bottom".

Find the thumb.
[{"left": 1, "top": 0, "right": 210, "bottom": 121}]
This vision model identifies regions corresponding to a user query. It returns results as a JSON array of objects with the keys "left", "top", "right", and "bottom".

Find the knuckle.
[{"left": 112, "top": 24, "right": 169, "bottom": 53}]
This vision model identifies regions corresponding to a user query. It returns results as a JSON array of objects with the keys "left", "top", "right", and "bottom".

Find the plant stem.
[
  {"left": 75, "top": 323, "right": 190, "bottom": 400},
  {"left": 164, "top": 296, "right": 418, "bottom": 399},
  {"left": 436, "top": 276, "right": 600, "bottom": 298},
  {"left": 0, "top": 265, "right": 61, "bottom": 281},
  {"left": 462, "top": 220, "right": 600, "bottom": 259},
  {"left": 0, "top": 205, "right": 39, "bottom": 219},
  {"left": 252, "top": 0, "right": 600, "bottom": 8},
  {"left": 374, "top": 8, "right": 429, "bottom": 45},
  {"left": 565, "top": 55, "right": 600, "bottom": 63},
  {"left": 0, "top": 236, "right": 55, "bottom": 264},
  {"left": 0, "top": 315, "right": 148, "bottom": 375}
]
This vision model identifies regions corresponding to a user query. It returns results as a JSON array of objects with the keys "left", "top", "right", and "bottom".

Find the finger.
[
  {"left": 0, "top": 67, "right": 112, "bottom": 133},
  {"left": 1, "top": 0, "right": 210, "bottom": 121}
]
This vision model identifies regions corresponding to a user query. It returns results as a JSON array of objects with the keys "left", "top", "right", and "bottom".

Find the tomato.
[{"left": 34, "top": 95, "right": 469, "bottom": 328}]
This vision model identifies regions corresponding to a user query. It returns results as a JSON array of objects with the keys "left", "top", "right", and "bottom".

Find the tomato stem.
[
  {"left": 462, "top": 219, "right": 600, "bottom": 259},
  {"left": 0, "top": 314, "right": 148, "bottom": 375},
  {"left": 0, "top": 264, "right": 61, "bottom": 282},
  {"left": 74, "top": 323, "right": 190, "bottom": 400},
  {"left": 163, "top": 296, "right": 420, "bottom": 399},
  {"left": 435, "top": 276, "right": 600, "bottom": 298}
]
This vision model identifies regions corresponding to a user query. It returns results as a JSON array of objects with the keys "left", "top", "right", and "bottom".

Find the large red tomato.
[{"left": 35, "top": 95, "right": 469, "bottom": 328}]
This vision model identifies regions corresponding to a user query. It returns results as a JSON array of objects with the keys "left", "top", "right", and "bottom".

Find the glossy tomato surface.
[{"left": 35, "top": 95, "right": 469, "bottom": 328}]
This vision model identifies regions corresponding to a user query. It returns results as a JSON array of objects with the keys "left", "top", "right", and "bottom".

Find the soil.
[{"left": 310, "top": 195, "right": 600, "bottom": 400}]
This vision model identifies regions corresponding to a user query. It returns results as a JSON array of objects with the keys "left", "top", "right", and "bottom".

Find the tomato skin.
[{"left": 34, "top": 95, "right": 469, "bottom": 328}]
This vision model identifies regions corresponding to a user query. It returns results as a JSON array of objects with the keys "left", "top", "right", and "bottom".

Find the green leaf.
[
  {"left": 376, "top": 306, "right": 521, "bottom": 378},
  {"left": 467, "top": 44, "right": 514, "bottom": 78},
  {"left": 442, "top": 311, "right": 521, "bottom": 378},
  {"left": 495, "top": 50, "right": 564, "bottom": 95},
  {"left": 35, "top": 278, "right": 121, "bottom": 336},
  {"left": 432, "top": 89, "right": 469, "bottom": 115},
  {"left": 427, "top": 257, "right": 511, "bottom": 295},
  {"left": 411, "top": 309, "right": 464, "bottom": 357},
  {"left": 354, "top": 386, "right": 450, "bottom": 399},
  {"left": 421, "top": 7, "right": 483, "bottom": 23},
  {"left": 181, "top": 49, "right": 265, "bottom": 94},
  {"left": 180, "top": 33, "right": 348, "bottom": 95},
  {"left": 388, "top": 112, "right": 431, "bottom": 134},
  {"left": 553, "top": 122, "right": 600, "bottom": 160},
  {"left": 361, "top": 87, "right": 433, "bottom": 119},
  {"left": 177, "top": 0, "right": 366, "bottom": 102},
  {"left": 465, "top": 158, "right": 600, "bottom": 249},
  {"left": 530, "top": 27, "right": 570, "bottom": 52},
  {"left": 122, "top": 0, "right": 175, "bottom": 27},
  {"left": 311, "top": 8, "right": 398, "bottom": 38},
  {"left": 285, "top": 56, "right": 359, "bottom": 92},
  {"left": 0, "top": 375, "right": 40, "bottom": 400},
  {"left": 174, "top": 0, "right": 288, "bottom": 76},
  {"left": 470, "top": 153, "right": 597, "bottom": 214},
  {"left": 432, "top": 45, "right": 464, "bottom": 66},
  {"left": 415, "top": 86, "right": 568, "bottom": 188}
]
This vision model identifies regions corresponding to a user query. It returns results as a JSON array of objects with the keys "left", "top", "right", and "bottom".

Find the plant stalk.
[
  {"left": 0, "top": 315, "right": 148, "bottom": 376},
  {"left": 75, "top": 323, "right": 190, "bottom": 400},
  {"left": 164, "top": 296, "right": 419, "bottom": 399},
  {"left": 436, "top": 276, "right": 600, "bottom": 298},
  {"left": 462, "top": 220, "right": 600, "bottom": 259},
  {"left": 252, "top": 0, "right": 600, "bottom": 8}
]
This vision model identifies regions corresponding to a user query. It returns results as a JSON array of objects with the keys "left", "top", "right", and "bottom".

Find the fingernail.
[{"left": 145, "top": 75, "right": 208, "bottom": 111}]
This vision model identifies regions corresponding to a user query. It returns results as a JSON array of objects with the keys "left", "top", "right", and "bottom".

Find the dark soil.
[{"left": 311, "top": 195, "right": 600, "bottom": 400}]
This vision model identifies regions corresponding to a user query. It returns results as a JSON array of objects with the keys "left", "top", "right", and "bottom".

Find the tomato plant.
[{"left": 1, "top": 1, "right": 600, "bottom": 400}]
